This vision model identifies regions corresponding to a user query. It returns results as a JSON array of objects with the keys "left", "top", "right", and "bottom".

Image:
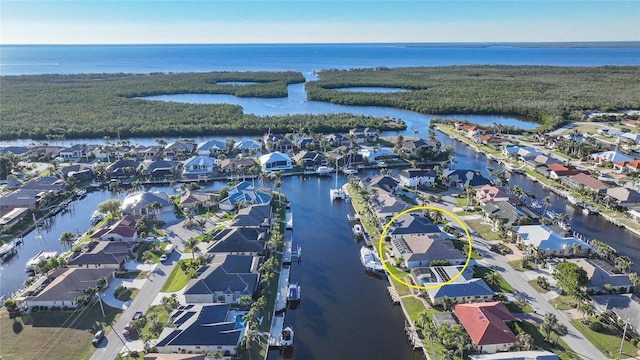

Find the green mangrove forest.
[
  {"left": 0, "top": 71, "right": 403, "bottom": 140},
  {"left": 306, "top": 66, "right": 640, "bottom": 129}
]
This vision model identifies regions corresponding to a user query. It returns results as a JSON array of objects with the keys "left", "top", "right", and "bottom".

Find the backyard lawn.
[{"left": 571, "top": 318, "right": 639, "bottom": 359}]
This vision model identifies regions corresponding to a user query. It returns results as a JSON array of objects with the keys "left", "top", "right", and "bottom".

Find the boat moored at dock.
[
  {"left": 25, "top": 251, "right": 58, "bottom": 272},
  {"left": 360, "top": 246, "right": 385, "bottom": 273}
]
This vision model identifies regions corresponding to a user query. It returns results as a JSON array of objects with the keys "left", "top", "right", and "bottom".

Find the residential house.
[
  {"left": 182, "top": 156, "right": 215, "bottom": 177},
  {"left": 58, "top": 164, "right": 94, "bottom": 182},
  {"left": 358, "top": 148, "right": 397, "bottom": 163},
  {"left": 592, "top": 294, "right": 640, "bottom": 337},
  {"left": 369, "top": 193, "right": 410, "bottom": 224},
  {"left": 197, "top": 140, "right": 226, "bottom": 156},
  {"left": 476, "top": 135, "right": 511, "bottom": 149},
  {"left": 606, "top": 187, "right": 640, "bottom": 207},
  {"left": 155, "top": 304, "right": 242, "bottom": 356},
  {"left": 291, "top": 151, "right": 328, "bottom": 169},
  {"left": 349, "top": 127, "right": 378, "bottom": 144},
  {"left": 546, "top": 163, "right": 589, "bottom": 179},
  {"left": 620, "top": 132, "right": 640, "bottom": 144},
  {"left": 453, "top": 302, "right": 516, "bottom": 354},
  {"left": 444, "top": 169, "right": 491, "bottom": 190},
  {"left": 183, "top": 254, "right": 260, "bottom": 303},
  {"left": 58, "top": 144, "right": 88, "bottom": 161},
  {"left": 143, "top": 160, "right": 178, "bottom": 179},
  {"left": 297, "top": 137, "right": 317, "bottom": 151},
  {"left": 217, "top": 181, "right": 272, "bottom": 211},
  {"left": 481, "top": 201, "right": 539, "bottom": 227},
  {"left": 165, "top": 141, "right": 196, "bottom": 159},
  {"left": 106, "top": 159, "right": 140, "bottom": 179},
  {"left": 207, "top": 227, "right": 267, "bottom": 255},
  {"left": 391, "top": 234, "right": 465, "bottom": 269},
  {"left": 259, "top": 152, "right": 292, "bottom": 172},
  {"left": 0, "top": 189, "right": 45, "bottom": 214},
  {"left": 66, "top": 241, "right": 130, "bottom": 269},
  {"left": 234, "top": 140, "right": 263, "bottom": 154},
  {"left": 388, "top": 213, "right": 444, "bottom": 240},
  {"left": 144, "top": 354, "right": 206, "bottom": 360},
  {"left": 19, "top": 267, "right": 114, "bottom": 310},
  {"left": 562, "top": 258, "right": 633, "bottom": 294},
  {"left": 91, "top": 214, "right": 139, "bottom": 241},
  {"left": 324, "top": 133, "right": 348, "bottom": 147},
  {"left": 0, "top": 207, "right": 29, "bottom": 228},
  {"left": 263, "top": 134, "right": 293, "bottom": 153},
  {"left": 26, "top": 145, "right": 64, "bottom": 161},
  {"left": 21, "top": 176, "right": 64, "bottom": 193},
  {"left": 363, "top": 175, "right": 400, "bottom": 194},
  {"left": 398, "top": 169, "right": 436, "bottom": 188},
  {"left": 0, "top": 146, "right": 29, "bottom": 155},
  {"left": 591, "top": 151, "right": 633, "bottom": 165},
  {"left": 513, "top": 225, "right": 592, "bottom": 258},
  {"left": 133, "top": 145, "right": 159, "bottom": 159},
  {"left": 562, "top": 173, "right": 609, "bottom": 194},
  {"left": 121, "top": 191, "right": 174, "bottom": 221},
  {"left": 232, "top": 203, "right": 272, "bottom": 228},
  {"left": 401, "top": 139, "right": 440, "bottom": 159},
  {"left": 179, "top": 190, "right": 215, "bottom": 211},
  {"left": 419, "top": 265, "right": 495, "bottom": 306},
  {"left": 475, "top": 185, "right": 512, "bottom": 205},
  {"left": 614, "top": 159, "right": 640, "bottom": 173},
  {"left": 218, "top": 158, "right": 255, "bottom": 173},
  {"left": 454, "top": 122, "right": 482, "bottom": 137}
]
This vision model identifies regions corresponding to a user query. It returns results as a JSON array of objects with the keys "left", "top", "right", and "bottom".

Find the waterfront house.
[
  {"left": 391, "top": 234, "right": 465, "bottom": 269},
  {"left": 349, "top": 127, "right": 378, "bottom": 144},
  {"left": 0, "top": 146, "right": 29, "bottom": 155},
  {"left": 620, "top": 132, "right": 640, "bottom": 143},
  {"left": 0, "top": 188, "right": 45, "bottom": 213},
  {"left": 369, "top": 193, "right": 409, "bottom": 225},
  {"left": 133, "top": 144, "right": 159, "bottom": 159},
  {"left": 232, "top": 203, "right": 272, "bottom": 228},
  {"left": 197, "top": 140, "right": 226, "bottom": 156},
  {"left": 388, "top": 213, "right": 443, "bottom": 239},
  {"left": 325, "top": 133, "right": 348, "bottom": 147},
  {"left": 513, "top": 225, "right": 592, "bottom": 258},
  {"left": 121, "top": 191, "right": 174, "bottom": 221},
  {"left": 0, "top": 207, "right": 29, "bottom": 229},
  {"left": 454, "top": 122, "right": 482, "bottom": 137},
  {"left": 217, "top": 181, "right": 271, "bottom": 211},
  {"left": 234, "top": 140, "right": 263, "bottom": 154},
  {"left": 605, "top": 187, "right": 640, "bottom": 208},
  {"left": 297, "top": 137, "right": 317, "bottom": 150},
  {"left": 358, "top": 148, "right": 397, "bottom": 163},
  {"left": 22, "top": 176, "right": 65, "bottom": 193},
  {"left": 179, "top": 190, "right": 216, "bottom": 211},
  {"left": 562, "top": 173, "right": 609, "bottom": 194},
  {"left": 469, "top": 351, "right": 559, "bottom": 360},
  {"left": 263, "top": 134, "right": 293, "bottom": 153},
  {"left": 91, "top": 214, "right": 138, "bottom": 241},
  {"left": 19, "top": 267, "right": 114, "bottom": 311},
  {"left": 545, "top": 163, "right": 589, "bottom": 179},
  {"left": 218, "top": 158, "right": 255, "bottom": 173},
  {"left": 292, "top": 150, "right": 328, "bottom": 169},
  {"left": 207, "top": 227, "right": 268, "bottom": 255},
  {"left": 106, "top": 159, "right": 140, "bottom": 179},
  {"left": 182, "top": 156, "right": 215, "bottom": 177},
  {"left": 444, "top": 169, "right": 491, "bottom": 190},
  {"left": 592, "top": 294, "right": 640, "bottom": 337},
  {"left": 165, "top": 141, "right": 196, "bottom": 159},
  {"left": 66, "top": 241, "right": 130, "bottom": 269},
  {"left": 475, "top": 185, "right": 512, "bottom": 205},
  {"left": 155, "top": 303, "right": 242, "bottom": 356},
  {"left": 26, "top": 145, "right": 64, "bottom": 161},
  {"left": 259, "top": 152, "right": 292, "bottom": 172},
  {"left": 557, "top": 258, "right": 633, "bottom": 294},
  {"left": 183, "top": 254, "right": 260, "bottom": 304},
  {"left": 398, "top": 169, "right": 436, "bottom": 188},
  {"left": 427, "top": 277, "right": 495, "bottom": 306},
  {"left": 591, "top": 150, "right": 633, "bottom": 165},
  {"left": 401, "top": 139, "right": 441, "bottom": 158},
  {"left": 614, "top": 159, "right": 640, "bottom": 173},
  {"left": 57, "top": 164, "right": 94, "bottom": 182},
  {"left": 481, "top": 201, "right": 539, "bottom": 228},
  {"left": 142, "top": 160, "right": 178, "bottom": 179},
  {"left": 58, "top": 144, "right": 89, "bottom": 161},
  {"left": 363, "top": 175, "right": 400, "bottom": 194},
  {"left": 452, "top": 301, "right": 516, "bottom": 354}
]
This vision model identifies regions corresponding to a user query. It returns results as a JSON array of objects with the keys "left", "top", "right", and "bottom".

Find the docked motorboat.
[
  {"left": 25, "top": 251, "right": 58, "bottom": 272},
  {"left": 360, "top": 246, "right": 385, "bottom": 272},
  {"left": 76, "top": 189, "right": 87, "bottom": 197},
  {"left": 287, "top": 283, "right": 301, "bottom": 303},
  {"left": 281, "top": 327, "right": 294, "bottom": 348},
  {"left": 90, "top": 210, "right": 106, "bottom": 224},
  {"left": 343, "top": 167, "right": 358, "bottom": 175},
  {"left": 504, "top": 164, "right": 524, "bottom": 174},
  {"left": 90, "top": 180, "right": 103, "bottom": 188},
  {"left": 0, "top": 241, "right": 18, "bottom": 261},
  {"left": 353, "top": 224, "right": 364, "bottom": 238},
  {"left": 316, "top": 166, "right": 333, "bottom": 176}
]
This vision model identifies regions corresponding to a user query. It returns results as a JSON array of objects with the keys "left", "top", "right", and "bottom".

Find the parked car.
[
  {"left": 92, "top": 330, "right": 104, "bottom": 346},
  {"left": 122, "top": 323, "right": 132, "bottom": 337},
  {"left": 132, "top": 311, "right": 144, "bottom": 320},
  {"left": 160, "top": 254, "right": 168, "bottom": 262}
]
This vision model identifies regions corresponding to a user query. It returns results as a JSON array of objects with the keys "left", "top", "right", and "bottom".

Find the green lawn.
[
  {"left": 465, "top": 219, "right": 501, "bottom": 241},
  {"left": 472, "top": 266, "right": 515, "bottom": 293},
  {"left": 116, "top": 288, "right": 139, "bottom": 302},
  {"left": 514, "top": 320, "right": 579, "bottom": 360},
  {"left": 160, "top": 261, "right": 189, "bottom": 292},
  {"left": 115, "top": 271, "right": 147, "bottom": 279},
  {"left": 571, "top": 318, "right": 639, "bottom": 359},
  {"left": 528, "top": 279, "right": 550, "bottom": 294},
  {"left": 385, "top": 262, "right": 411, "bottom": 296},
  {"left": 505, "top": 301, "right": 534, "bottom": 313},
  {"left": 452, "top": 239, "right": 482, "bottom": 260},
  {"left": 401, "top": 296, "right": 427, "bottom": 322},
  {"left": 508, "top": 259, "right": 525, "bottom": 271},
  {"left": 0, "top": 301, "right": 122, "bottom": 360},
  {"left": 549, "top": 295, "right": 578, "bottom": 311},
  {"left": 456, "top": 197, "right": 468, "bottom": 207}
]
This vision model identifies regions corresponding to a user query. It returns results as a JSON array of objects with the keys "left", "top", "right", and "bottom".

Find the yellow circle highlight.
[{"left": 377, "top": 206, "right": 473, "bottom": 290}]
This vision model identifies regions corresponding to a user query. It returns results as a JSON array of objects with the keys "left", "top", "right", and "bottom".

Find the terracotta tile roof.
[{"left": 452, "top": 301, "right": 516, "bottom": 346}]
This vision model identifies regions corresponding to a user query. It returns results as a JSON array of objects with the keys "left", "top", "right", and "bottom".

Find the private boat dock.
[
  {"left": 268, "top": 314, "right": 286, "bottom": 348},
  {"left": 275, "top": 266, "right": 291, "bottom": 313},
  {"left": 404, "top": 320, "right": 423, "bottom": 351},
  {"left": 387, "top": 286, "right": 401, "bottom": 304}
]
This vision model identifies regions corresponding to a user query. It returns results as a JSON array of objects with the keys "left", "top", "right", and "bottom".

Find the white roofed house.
[
  {"left": 259, "top": 152, "right": 292, "bottom": 172},
  {"left": 197, "top": 140, "right": 226, "bottom": 156},
  {"left": 182, "top": 156, "right": 215, "bottom": 179},
  {"left": 369, "top": 192, "right": 409, "bottom": 227},
  {"left": 398, "top": 169, "right": 436, "bottom": 188},
  {"left": 121, "top": 191, "right": 174, "bottom": 222},
  {"left": 513, "top": 225, "right": 592, "bottom": 258}
]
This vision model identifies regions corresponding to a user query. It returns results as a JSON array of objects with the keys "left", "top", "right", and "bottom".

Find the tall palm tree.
[
  {"left": 185, "top": 237, "right": 198, "bottom": 260},
  {"left": 543, "top": 196, "right": 551, "bottom": 216},
  {"left": 555, "top": 323, "right": 568, "bottom": 344},
  {"left": 58, "top": 231, "right": 75, "bottom": 249}
]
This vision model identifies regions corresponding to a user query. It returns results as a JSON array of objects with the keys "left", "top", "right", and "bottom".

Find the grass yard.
[
  {"left": 505, "top": 301, "right": 534, "bottom": 314},
  {"left": 456, "top": 197, "right": 468, "bottom": 207},
  {"left": 160, "top": 261, "right": 189, "bottom": 292},
  {"left": 385, "top": 262, "right": 411, "bottom": 296},
  {"left": 465, "top": 219, "right": 501, "bottom": 241},
  {"left": 472, "top": 266, "right": 515, "bottom": 293},
  {"left": 116, "top": 288, "right": 139, "bottom": 302},
  {"left": 0, "top": 301, "right": 121, "bottom": 360},
  {"left": 452, "top": 239, "right": 482, "bottom": 260},
  {"left": 401, "top": 297, "right": 427, "bottom": 322},
  {"left": 508, "top": 259, "right": 525, "bottom": 271},
  {"left": 571, "top": 318, "right": 639, "bottom": 359},
  {"left": 528, "top": 279, "right": 550, "bottom": 294},
  {"left": 115, "top": 271, "right": 147, "bottom": 279},
  {"left": 514, "top": 320, "right": 579, "bottom": 360},
  {"left": 549, "top": 295, "right": 578, "bottom": 311}
]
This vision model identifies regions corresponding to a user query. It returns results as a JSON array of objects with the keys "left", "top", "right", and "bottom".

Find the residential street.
[{"left": 436, "top": 193, "right": 609, "bottom": 360}]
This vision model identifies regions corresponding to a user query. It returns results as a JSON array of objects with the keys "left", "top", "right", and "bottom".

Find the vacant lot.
[{"left": 0, "top": 302, "right": 121, "bottom": 360}]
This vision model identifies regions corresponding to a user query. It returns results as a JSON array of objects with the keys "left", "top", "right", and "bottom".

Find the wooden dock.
[
  {"left": 387, "top": 286, "right": 400, "bottom": 304},
  {"left": 275, "top": 267, "right": 290, "bottom": 312},
  {"left": 283, "top": 234, "right": 293, "bottom": 264},
  {"left": 268, "top": 314, "right": 286, "bottom": 348},
  {"left": 404, "top": 320, "right": 423, "bottom": 350}
]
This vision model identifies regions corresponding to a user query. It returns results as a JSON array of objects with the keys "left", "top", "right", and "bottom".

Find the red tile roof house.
[
  {"left": 546, "top": 163, "right": 589, "bottom": 179},
  {"left": 91, "top": 214, "right": 139, "bottom": 241},
  {"left": 453, "top": 301, "right": 517, "bottom": 354},
  {"left": 614, "top": 159, "right": 640, "bottom": 173},
  {"left": 455, "top": 123, "right": 482, "bottom": 137},
  {"left": 475, "top": 185, "right": 512, "bottom": 205}
]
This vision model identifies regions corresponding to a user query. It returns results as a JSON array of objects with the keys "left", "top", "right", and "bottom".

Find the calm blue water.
[{"left": 2, "top": 43, "right": 639, "bottom": 76}]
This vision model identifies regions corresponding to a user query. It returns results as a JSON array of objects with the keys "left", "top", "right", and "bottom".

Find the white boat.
[
  {"left": 316, "top": 166, "right": 334, "bottom": 176},
  {"left": 287, "top": 283, "right": 301, "bottom": 303},
  {"left": 90, "top": 180, "right": 102, "bottom": 188},
  {"left": 281, "top": 327, "right": 294, "bottom": 348},
  {"left": 25, "top": 251, "right": 58, "bottom": 272},
  {"left": 90, "top": 210, "right": 106, "bottom": 224},
  {"left": 330, "top": 162, "right": 346, "bottom": 201},
  {"left": 360, "top": 246, "right": 385, "bottom": 272},
  {"left": 353, "top": 224, "right": 364, "bottom": 237},
  {"left": 76, "top": 189, "right": 87, "bottom": 197},
  {"left": 0, "top": 241, "right": 17, "bottom": 260},
  {"left": 342, "top": 167, "right": 358, "bottom": 175},
  {"left": 285, "top": 211, "right": 293, "bottom": 230},
  {"left": 567, "top": 195, "right": 579, "bottom": 205},
  {"left": 546, "top": 210, "right": 559, "bottom": 219}
]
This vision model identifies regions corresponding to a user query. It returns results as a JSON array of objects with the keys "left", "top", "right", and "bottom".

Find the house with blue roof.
[
  {"left": 259, "top": 152, "right": 292, "bottom": 172},
  {"left": 182, "top": 156, "right": 215, "bottom": 176},
  {"left": 514, "top": 225, "right": 592, "bottom": 258},
  {"left": 218, "top": 181, "right": 272, "bottom": 211},
  {"left": 183, "top": 254, "right": 260, "bottom": 304},
  {"left": 234, "top": 140, "right": 263, "bottom": 154},
  {"left": 421, "top": 266, "right": 495, "bottom": 306},
  {"left": 197, "top": 140, "right": 226, "bottom": 156},
  {"left": 155, "top": 303, "right": 242, "bottom": 356}
]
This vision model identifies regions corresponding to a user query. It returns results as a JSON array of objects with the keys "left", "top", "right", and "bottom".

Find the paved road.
[
  {"left": 89, "top": 219, "right": 204, "bottom": 360},
  {"left": 435, "top": 193, "right": 608, "bottom": 360}
]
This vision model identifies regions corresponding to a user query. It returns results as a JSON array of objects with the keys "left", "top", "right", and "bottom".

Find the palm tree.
[
  {"left": 629, "top": 272, "right": 640, "bottom": 289},
  {"left": 616, "top": 255, "right": 633, "bottom": 273},
  {"left": 577, "top": 301, "right": 595, "bottom": 322},
  {"left": 58, "top": 231, "right": 75, "bottom": 249},
  {"left": 515, "top": 332, "right": 534, "bottom": 351},
  {"left": 185, "top": 237, "right": 199, "bottom": 260},
  {"left": 555, "top": 323, "right": 568, "bottom": 344},
  {"left": 542, "top": 312, "right": 558, "bottom": 340},
  {"left": 543, "top": 196, "right": 551, "bottom": 216},
  {"left": 483, "top": 271, "right": 500, "bottom": 287}
]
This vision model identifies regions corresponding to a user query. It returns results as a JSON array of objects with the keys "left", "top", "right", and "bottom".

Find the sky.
[{"left": 1, "top": 1, "right": 639, "bottom": 44}]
